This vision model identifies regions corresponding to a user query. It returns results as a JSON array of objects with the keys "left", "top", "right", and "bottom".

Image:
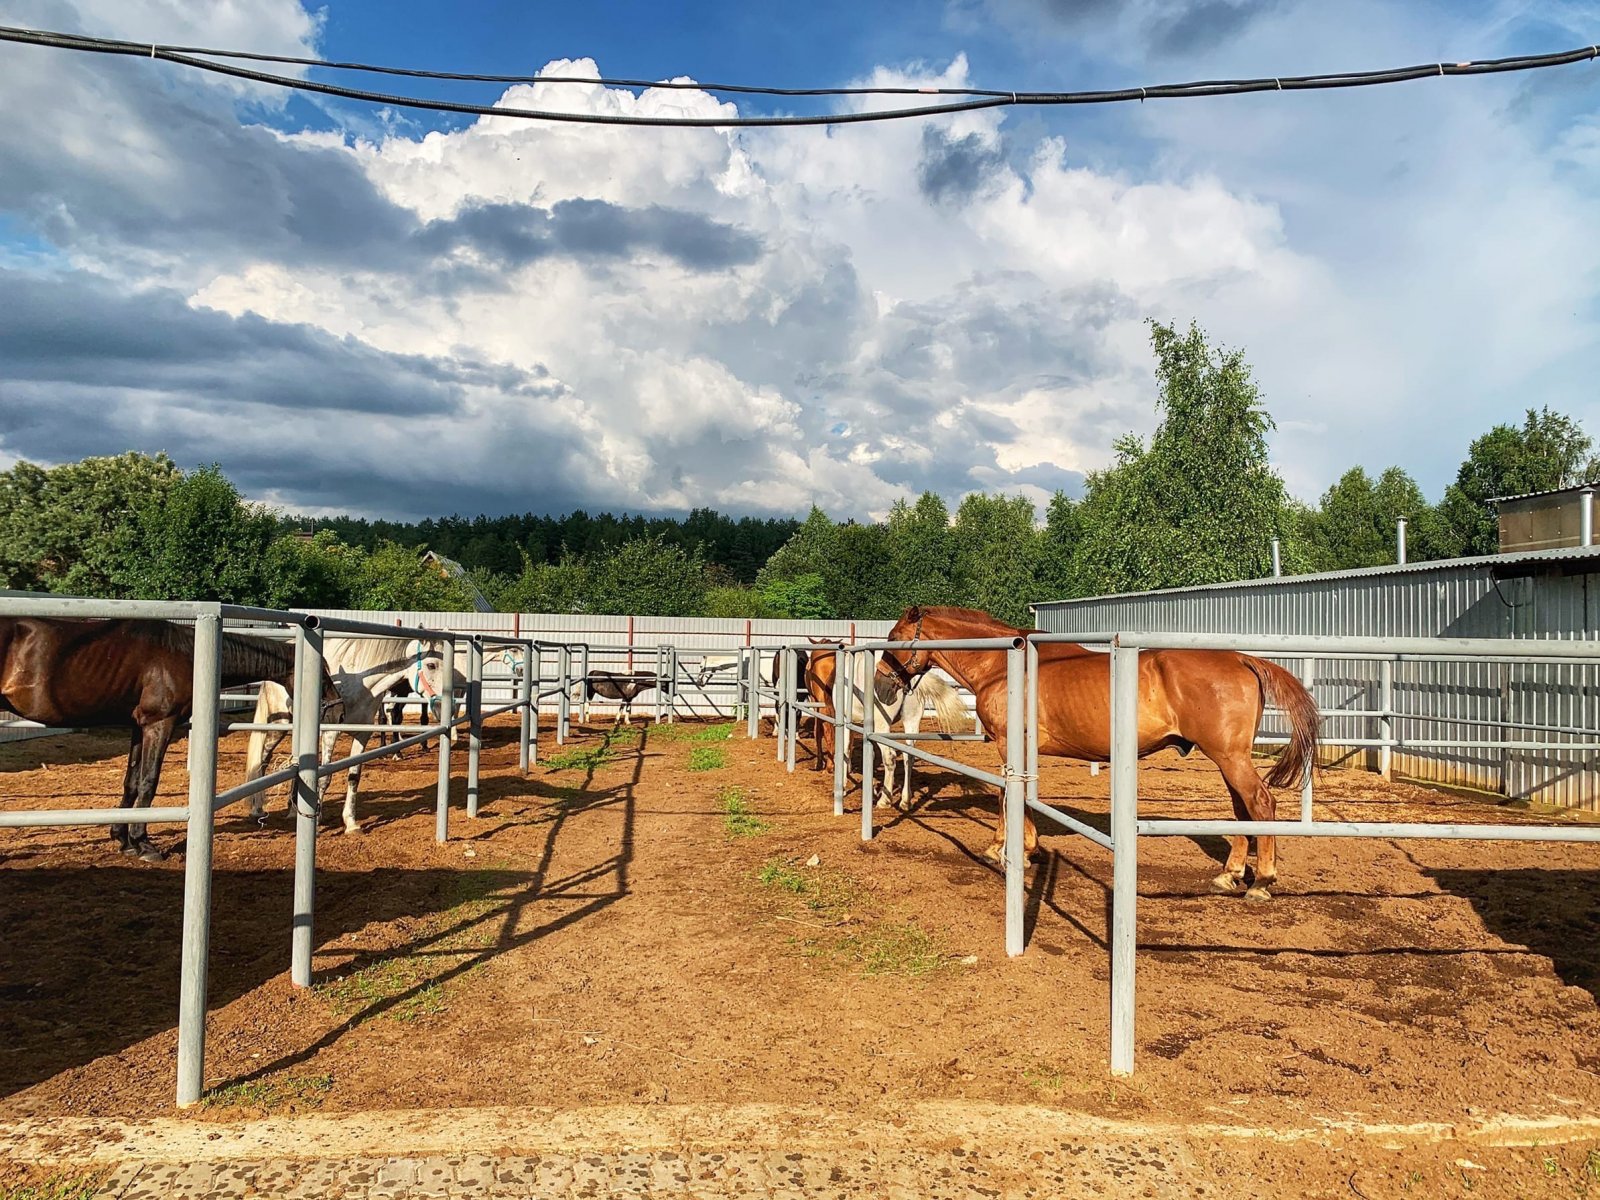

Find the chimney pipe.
[
  {"left": 1582, "top": 488, "right": 1594, "bottom": 548},
  {"left": 1397, "top": 517, "right": 1408, "bottom": 565},
  {"left": 1271, "top": 538, "right": 1282, "bottom": 577}
]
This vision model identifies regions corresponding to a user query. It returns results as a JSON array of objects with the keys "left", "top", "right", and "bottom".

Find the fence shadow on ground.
[
  {"left": 1, "top": 720, "right": 642, "bottom": 1107},
  {"left": 0, "top": 864, "right": 475, "bottom": 1102}
]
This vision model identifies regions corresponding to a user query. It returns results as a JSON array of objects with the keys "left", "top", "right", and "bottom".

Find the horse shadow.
[
  {"left": 1, "top": 721, "right": 642, "bottom": 1105},
  {"left": 1424, "top": 866, "right": 1600, "bottom": 1002}
]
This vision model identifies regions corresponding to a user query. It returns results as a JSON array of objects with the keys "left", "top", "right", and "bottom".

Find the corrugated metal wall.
[{"left": 1032, "top": 558, "right": 1600, "bottom": 810}]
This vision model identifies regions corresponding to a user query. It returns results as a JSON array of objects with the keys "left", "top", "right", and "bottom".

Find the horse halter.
[{"left": 892, "top": 609, "right": 932, "bottom": 681}]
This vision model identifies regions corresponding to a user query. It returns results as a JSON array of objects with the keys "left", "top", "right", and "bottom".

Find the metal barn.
[{"left": 1031, "top": 546, "right": 1600, "bottom": 810}]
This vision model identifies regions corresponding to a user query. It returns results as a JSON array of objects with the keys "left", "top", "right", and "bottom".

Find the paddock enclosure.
[{"left": 4, "top": 591, "right": 1600, "bottom": 1193}]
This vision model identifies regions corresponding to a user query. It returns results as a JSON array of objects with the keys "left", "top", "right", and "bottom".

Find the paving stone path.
[{"left": 6, "top": 1102, "right": 1598, "bottom": 1199}]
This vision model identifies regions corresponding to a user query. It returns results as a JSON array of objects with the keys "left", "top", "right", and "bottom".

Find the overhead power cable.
[{"left": 0, "top": 23, "right": 1596, "bottom": 129}]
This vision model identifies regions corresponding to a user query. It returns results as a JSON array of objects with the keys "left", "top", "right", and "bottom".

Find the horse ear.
[{"left": 904, "top": 604, "right": 922, "bottom": 622}]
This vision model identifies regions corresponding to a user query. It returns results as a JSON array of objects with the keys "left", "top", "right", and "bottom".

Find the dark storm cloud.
[
  {"left": 980, "top": 0, "right": 1279, "bottom": 56},
  {"left": 0, "top": 41, "right": 762, "bottom": 280},
  {"left": 1144, "top": 0, "right": 1278, "bottom": 56},
  {"left": 917, "top": 127, "right": 1009, "bottom": 208},
  {"left": 415, "top": 199, "right": 763, "bottom": 272},
  {"left": 0, "top": 269, "right": 496, "bottom": 415}
]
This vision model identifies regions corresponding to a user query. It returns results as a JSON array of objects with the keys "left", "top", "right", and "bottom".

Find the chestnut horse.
[
  {"left": 881, "top": 606, "right": 1319, "bottom": 900},
  {"left": 0, "top": 617, "right": 329, "bottom": 861}
]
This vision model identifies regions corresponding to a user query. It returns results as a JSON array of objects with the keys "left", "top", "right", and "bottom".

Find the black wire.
[{"left": 0, "top": 23, "right": 1596, "bottom": 129}]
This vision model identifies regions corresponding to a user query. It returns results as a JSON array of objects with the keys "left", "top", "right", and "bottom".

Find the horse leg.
[
  {"left": 1209, "top": 750, "right": 1279, "bottom": 901},
  {"left": 112, "top": 726, "right": 143, "bottom": 853},
  {"left": 1209, "top": 789, "right": 1251, "bottom": 895},
  {"left": 342, "top": 730, "right": 367, "bottom": 835},
  {"left": 130, "top": 717, "right": 178, "bottom": 862}
]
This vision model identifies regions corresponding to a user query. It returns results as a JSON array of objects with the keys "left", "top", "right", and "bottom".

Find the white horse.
[
  {"left": 831, "top": 651, "right": 968, "bottom": 810},
  {"left": 243, "top": 636, "right": 465, "bottom": 834}
]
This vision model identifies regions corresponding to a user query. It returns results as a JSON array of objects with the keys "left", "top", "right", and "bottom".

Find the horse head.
[{"left": 882, "top": 604, "right": 931, "bottom": 687}]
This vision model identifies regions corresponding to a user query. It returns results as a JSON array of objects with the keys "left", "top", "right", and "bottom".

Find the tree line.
[{"left": 3, "top": 320, "right": 1593, "bottom": 619}]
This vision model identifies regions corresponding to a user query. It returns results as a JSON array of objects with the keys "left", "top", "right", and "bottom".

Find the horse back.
[{"left": 0, "top": 618, "right": 193, "bottom": 727}]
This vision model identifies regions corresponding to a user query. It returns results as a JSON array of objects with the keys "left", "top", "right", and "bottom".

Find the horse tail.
[
  {"left": 243, "top": 680, "right": 291, "bottom": 781},
  {"left": 1242, "top": 656, "right": 1320, "bottom": 789},
  {"left": 912, "top": 671, "right": 970, "bottom": 735}
]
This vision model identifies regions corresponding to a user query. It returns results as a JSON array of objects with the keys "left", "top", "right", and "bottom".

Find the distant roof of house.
[
  {"left": 1488, "top": 484, "right": 1599, "bottom": 504},
  {"left": 1030, "top": 543, "right": 1600, "bottom": 609}
]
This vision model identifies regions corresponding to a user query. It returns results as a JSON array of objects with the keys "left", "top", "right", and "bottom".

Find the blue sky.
[{"left": 0, "top": 0, "right": 1597, "bottom": 521}]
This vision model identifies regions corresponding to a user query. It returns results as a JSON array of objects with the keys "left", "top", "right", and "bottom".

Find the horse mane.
[
  {"left": 906, "top": 606, "right": 1037, "bottom": 634},
  {"left": 325, "top": 635, "right": 431, "bottom": 676}
]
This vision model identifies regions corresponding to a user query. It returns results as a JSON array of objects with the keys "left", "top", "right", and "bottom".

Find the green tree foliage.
[
  {"left": 0, "top": 451, "right": 179, "bottom": 594},
  {"left": 951, "top": 492, "right": 1040, "bottom": 626},
  {"left": 702, "top": 586, "right": 778, "bottom": 619},
  {"left": 885, "top": 492, "right": 954, "bottom": 609},
  {"left": 588, "top": 536, "right": 708, "bottom": 616},
  {"left": 351, "top": 543, "right": 478, "bottom": 611},
  {"left": 301, "top": 504, "right": 798, "bottom": 585},
  {"left": 1305, "top": 466, "right": 1430, "bottom": 571},
  {"left": 1034, "top": 491, "right": 1082, "bottom": 602},
  {"left": 488, "top": 555, "right": 595, "bottom": 613},
  {"left": 115, "top": 465, "right": 279, "bottom": 602},
  {"left": 829, "top": 522, "right": 897, "bottom": 619},
  {"left": 1430, "top": 408, "right": 1599, "bottom": 558},
  {"left": 757, "top": 506, "right": 839, "bottom": 585},
  {"left": 262, "top": 530, "right": 367, "bottom": 609},
  {"left": 758, "top": 573, "right": 833, "bottom": 619},
  {"left": 1069, "top": 320, "right": 1299, "bottom": 593}
]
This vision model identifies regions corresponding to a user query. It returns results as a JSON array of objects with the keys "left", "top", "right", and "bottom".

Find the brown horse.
[
  {"left": 0, "top": 617, "right": 324, "bottom": 861},
  {"left": 803, "top": 639, "right": 839, "bottom": 770},
  {"left": 881, "top": 606, "right": 1319, "bottom": 900}
]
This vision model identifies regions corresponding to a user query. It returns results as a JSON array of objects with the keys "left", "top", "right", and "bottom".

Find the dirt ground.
[{"left": 4, "top": 712, "right": 1600, "bottom": 1194}]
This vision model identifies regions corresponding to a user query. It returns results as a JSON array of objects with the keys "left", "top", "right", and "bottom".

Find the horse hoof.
[
  {"left": 138, "top": 846, "right": 168, "bottom": 864},
  {"left": 1211, "top": 873, "right": 1243, "bottom": 894},
  {"left": 1243, "top": 885, "right": 1273, "bottom": 903},
  {"left": 342, "top": 825, "right": 363, "bottom": 836},
  {"left": 118, "top": 844, "right": 140, "bottom": 857}
]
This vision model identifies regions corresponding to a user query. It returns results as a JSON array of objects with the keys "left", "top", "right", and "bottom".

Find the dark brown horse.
[
  {"left": 0, "top": 618, "right": 320, "bottom": 861},
  {"left": 881, "top": 606, "right": 1319, "bottom": 900}
]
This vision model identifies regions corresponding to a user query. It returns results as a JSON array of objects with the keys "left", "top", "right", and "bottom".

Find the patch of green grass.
[
  {"left": 720, "top": 788, "right": 770, "bottom": 837},
  {"left": 0, "top": 1174, "right": 108, "bottom": 1200},
  {"left": 757, "top": 860, "right": 809, "bottom": 893},
  {"left": 542, "top": 744, "right": 613, "bottom": 773},
  {"left": 1587, "top": 1148, "right": 1600, "bottom": 1181},
  {"left": 693, "top": 722, "right": 735, "bottom": 742},
  {"left": 201, "top": 1073, "right": 332, "bottom": 1112},
  {"left": 839, "top": 922, "right": 949, "bottom": 977},
  {"left": 1021, "top": 1062, "right": 1065, "bottom": 1093},
  {"left": 316, "top": 866, "right": 513, "bottom": 1022},
  {"left": 687, "top": 744, "right": 726, "bottom": 771}
]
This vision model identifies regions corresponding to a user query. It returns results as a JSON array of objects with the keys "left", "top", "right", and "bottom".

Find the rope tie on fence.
[{"left": 1003, "top": 766, "right": 1039, "bottom": 784}]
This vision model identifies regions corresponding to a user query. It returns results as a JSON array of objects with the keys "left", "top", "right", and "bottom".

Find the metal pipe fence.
[
  {"left": 0, "top": 593, "right": 558, "bottom": 1107},
  {"left": 758, "top": 624, "right": 1600, "bottom": 1079}
]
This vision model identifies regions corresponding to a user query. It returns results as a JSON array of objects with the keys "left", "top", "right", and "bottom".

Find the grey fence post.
[
  {"left": 557, "top": 646, "right": 571, "bottom": 743},
  {"left": 290, "top": 622, "right": 324, "bottom": 990},
  {"left": 1003, "top": 642, "right": 1026, "bottom": 957},
  {"left": 774, "top": 648, "right": 788, "bottom": 762},
  {"left": 746, "top": 648, "right": 760, "bottom": 739},
  {"left": 832, "top": 646, "right": 849, "bottom": 817},
  {"left": 578, "top": 643, "right": 590, "bottom": 724},
  {"left": 654, "top": 644, "right": 665, "bottom": 724},
  {"left": 1026, "top": 637, "right": 1040, "bottom": 830},
  {"left": 466, "top": 638, "right": 484, "bottom": 818},
  {"left": 668, "top": 646, "right": 679, "bottom": 724},
  {"left": 785, "top": 648, "right": 798, "bottom": 773},
  {"left": 518, "top": 641, "right": 533, "bottom": 775},
  {"left": 175, "top": 611, "right": 222, "bottom": 1108},
  {"left": 860, "top": 650, "right": 876, "bottom": 841},
  {"left": 435, "top": 637, "right": 454, "bottom": 845},
  {"left": 1300, "top": 657, "right": 1315, "bottom": 822},
  {"left": 1109, "top": 638, "right": 1140, "bottom": 1075},
  {"left": 1379, "top": 657, "right": 1395, "bottom": 780}
]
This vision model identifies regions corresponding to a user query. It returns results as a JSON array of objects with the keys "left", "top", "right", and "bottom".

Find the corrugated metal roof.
[
  {"left": 1489, "top": 484, "right": 1599, "bottom": 503},
  {"left": 1031, "top": 543, "right": 1600, "bottom": 610}
]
